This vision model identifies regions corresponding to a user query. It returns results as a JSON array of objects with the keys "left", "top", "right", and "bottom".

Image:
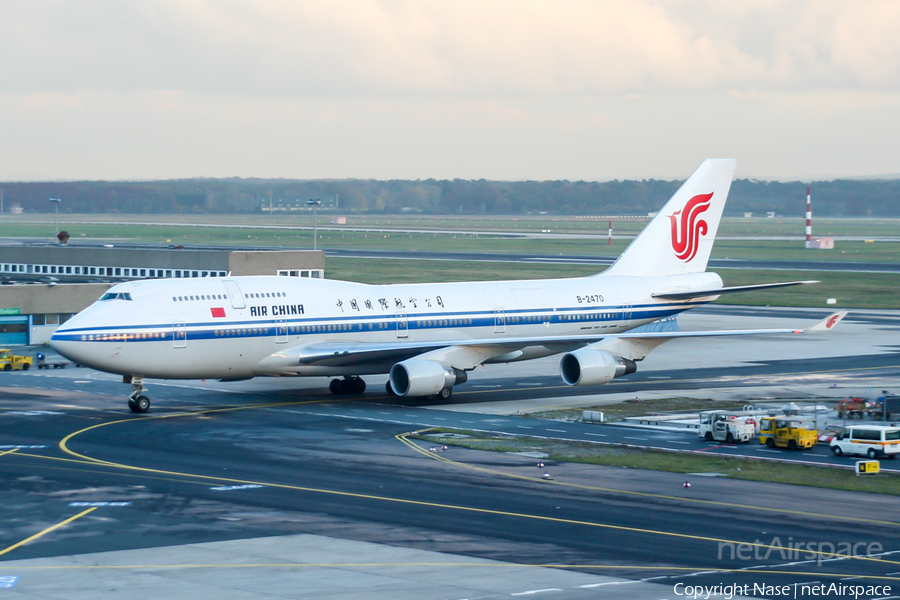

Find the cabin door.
[
  {"left": 222, "top": 280, "right": 246, "bottom": 309},
  {"left": 494, "top": 309, "right": 506, "bottom": 334},
  {"left": 172, "top": 321, "right": 187, "bottom": 348},
  {"left": 396, "top": 312, "right": 408, "bottom": 338}
]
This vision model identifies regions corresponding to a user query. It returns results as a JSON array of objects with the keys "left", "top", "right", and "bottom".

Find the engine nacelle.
[
  {"left": 389, "top": 359, "right": 467, "bottom": 397},
  {"left": 559, "top": 349, "right": 636, "bottom": 386}
]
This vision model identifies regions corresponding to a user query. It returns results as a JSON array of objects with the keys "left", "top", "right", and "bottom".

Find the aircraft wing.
[
  {"left": 256, "top": 311, "right": 847, "bottom": 374},
  {"left": 258, "top": 336, "right": 591, "bottom": 372}
]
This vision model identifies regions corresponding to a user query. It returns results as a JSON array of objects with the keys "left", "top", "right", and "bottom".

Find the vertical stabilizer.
[{"left": 601, "top": 159, "right": 736, "bottom": 277}]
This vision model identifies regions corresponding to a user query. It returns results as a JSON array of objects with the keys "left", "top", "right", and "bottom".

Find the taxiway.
[{"left": 0, "top": 306, "right": 898, "bottom": 599}]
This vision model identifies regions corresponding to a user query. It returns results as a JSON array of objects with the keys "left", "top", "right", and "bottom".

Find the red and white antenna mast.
[{"left": 804, "top": 184, "right": 812, "bottom": 249}]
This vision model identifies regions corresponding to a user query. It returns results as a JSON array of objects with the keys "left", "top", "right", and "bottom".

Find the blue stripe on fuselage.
[{"left": 50, "top": 303, "right": 698, "bottom": 343}]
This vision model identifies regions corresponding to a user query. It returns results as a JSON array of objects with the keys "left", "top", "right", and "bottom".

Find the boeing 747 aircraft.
[{"left": 51, "top": 159, "right": 845, "bottom": 412}]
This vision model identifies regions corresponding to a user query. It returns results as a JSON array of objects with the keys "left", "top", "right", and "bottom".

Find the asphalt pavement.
[{"left": 0, "top": 305, "right": 898, "bottom": 599}]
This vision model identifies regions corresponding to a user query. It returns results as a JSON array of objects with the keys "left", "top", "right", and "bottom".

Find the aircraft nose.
[
  {"left": 50, "top": 318, "right": 101, "bottom": 364},
  {"left": 49, "top": 330, "right": 83, "bottom": 363}
]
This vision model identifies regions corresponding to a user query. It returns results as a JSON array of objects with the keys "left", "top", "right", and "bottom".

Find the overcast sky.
[{"left": 1, "top": 1, "right": 898, "bottom": 182}]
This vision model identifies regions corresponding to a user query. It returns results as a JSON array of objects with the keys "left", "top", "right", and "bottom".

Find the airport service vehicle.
[
  {"left": 0, "top": 349, "right": 32, "bottom": 371},
  {"left": 758, "top": 416, "right": 818, "bottom": 450},
  {"left": 835, "top": 398, "right": 871, "bottom": 419},
  {"left": 49, "top": 159, "right": 847, "bottom": 413},
  {"left": 698, "top": 410, "right": 755, "bottom": 443},
  {"left": 880, "top": 396, "right": 900, "bottom": 421},
  {"left": 35, "top": 352, "right": 69, "bottom": 369},
  {"left": 830, "top": 425, "right": 900, "bottom": 459}
]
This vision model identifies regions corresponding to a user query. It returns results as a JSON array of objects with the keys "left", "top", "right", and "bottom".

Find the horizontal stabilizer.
[{"left": 652, "top": 280, "right": 819, "bottom": 301}]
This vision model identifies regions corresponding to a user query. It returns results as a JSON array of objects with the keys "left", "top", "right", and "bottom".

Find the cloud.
[
  {"left": 1, "top": 1, "right": 897, "bottom": 97},
  {"left": 0, "top": 1, "right": 898, "bottom": 181}
]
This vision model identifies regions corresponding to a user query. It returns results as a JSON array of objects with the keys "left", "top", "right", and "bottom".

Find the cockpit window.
[{"left": 99, "top": 292, "right": 133, "bottom": 301}]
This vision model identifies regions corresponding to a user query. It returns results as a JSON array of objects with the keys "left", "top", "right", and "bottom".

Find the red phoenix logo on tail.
[{"left": 669, "top": 193, "right": 713, "bottom": 262}]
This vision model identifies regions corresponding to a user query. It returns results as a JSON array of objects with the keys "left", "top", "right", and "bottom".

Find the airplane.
[{"left": 50, "top": 159, "right": 846, "bottom": 413}]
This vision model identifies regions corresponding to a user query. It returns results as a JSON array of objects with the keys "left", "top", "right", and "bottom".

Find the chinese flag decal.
[{"left": 211, "top": 307, "right": 226, "bottom": 318}]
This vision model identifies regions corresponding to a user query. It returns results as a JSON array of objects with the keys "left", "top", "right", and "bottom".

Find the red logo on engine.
[{"left": 669, "top": 193, "right": 713, "bottom": 262}]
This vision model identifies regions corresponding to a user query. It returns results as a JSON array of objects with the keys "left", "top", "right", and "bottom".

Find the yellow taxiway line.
[
  {"left": 395, "top": 431, "right": 900, "bottom": 528},
  {"left": 395, "top": 432, "right": 900, "bottom": 568},
  {"left": 35, "top": 400, "right": 899, "bottom": 575},
  {"left": 0, "top": 507, "right": 98, "bottom": 559}
]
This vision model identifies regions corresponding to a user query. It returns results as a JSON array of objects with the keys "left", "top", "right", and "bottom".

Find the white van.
[{"left": 830, "top": 425, "right": 900, "bottom": 459}]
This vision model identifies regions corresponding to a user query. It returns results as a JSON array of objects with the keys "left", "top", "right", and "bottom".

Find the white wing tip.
[{"left": 804, "top": 310, "right": 849, "bottom": 332}]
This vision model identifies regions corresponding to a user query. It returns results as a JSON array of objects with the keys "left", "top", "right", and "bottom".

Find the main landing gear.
[
  {"left": 329, "top": 376, "right": 366, "bottom": 395},
  {"left": 126, "top": 375, "right": 151, "bottom": 413}
]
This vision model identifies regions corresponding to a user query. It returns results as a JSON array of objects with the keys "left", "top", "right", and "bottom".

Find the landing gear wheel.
[
  {"left": 330, "top": 377, "right": 366, "bottom": 395},
  {"left": 438, "top": 387, "right": 452, "bottom": 401},
  {"left": 127, "top": 376, "right": 149, "bottom": 413},
  {"left": 134, "top": 395, "right": 150, "bottom": 413},
  {"left": 128, "top": 395, "right": 150, "bottom": 413}
]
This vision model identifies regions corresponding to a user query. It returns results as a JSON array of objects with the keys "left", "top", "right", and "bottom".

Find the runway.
[
  {"left": 0, "top": 306, "right": 898, "bottom": 599},
  {"left": 3, "top": 237, "right": 897, "bottom": 275}
]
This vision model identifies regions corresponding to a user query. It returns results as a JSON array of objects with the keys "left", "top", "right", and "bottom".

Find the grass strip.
[
  {"left": 521, "top": 396, "right": 747, "bottom": 423},
  {"left": 413, "top": 429, "right": 900, "bottom": 496}
]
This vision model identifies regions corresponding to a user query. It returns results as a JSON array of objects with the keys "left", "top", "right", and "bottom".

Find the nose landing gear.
[{"left": 126, "top": 375, "right": 151, "bottom": 413}]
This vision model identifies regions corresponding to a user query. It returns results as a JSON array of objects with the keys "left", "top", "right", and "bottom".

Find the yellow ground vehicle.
[
  {"left": 758, "top": 416, "right": 817, "bottom": 450},
  {"left": 0, "top": 349, "right": 33, "bottom": 371}
]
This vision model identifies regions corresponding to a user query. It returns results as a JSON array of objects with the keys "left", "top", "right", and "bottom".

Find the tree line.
[{"left": 1, "top": 177, "right": 897, "bottom": 216}]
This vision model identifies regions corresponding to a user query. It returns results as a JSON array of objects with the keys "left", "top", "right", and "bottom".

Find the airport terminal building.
[{"left": 0, "top": 244, "right": 325, "bottom": 345}]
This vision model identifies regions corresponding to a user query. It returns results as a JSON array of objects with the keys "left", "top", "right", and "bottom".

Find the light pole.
[
  {"left": 49, "top": 198, "right": 62, "bottom": 233},
  {"left": 306, "top": 199, "right": 321, "bottom": 250}
]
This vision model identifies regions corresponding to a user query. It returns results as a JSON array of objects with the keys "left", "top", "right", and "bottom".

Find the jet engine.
[
  {"left": 559, "top": 349, "right": 636, "bottom": 386},
  {"left": 389, "top": 359, "right": 467, "bottom": 397}
]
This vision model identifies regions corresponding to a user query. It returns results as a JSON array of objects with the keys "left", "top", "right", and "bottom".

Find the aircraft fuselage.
[{"left": 51, "top": 273, "right": 714, "bottom": 380}]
